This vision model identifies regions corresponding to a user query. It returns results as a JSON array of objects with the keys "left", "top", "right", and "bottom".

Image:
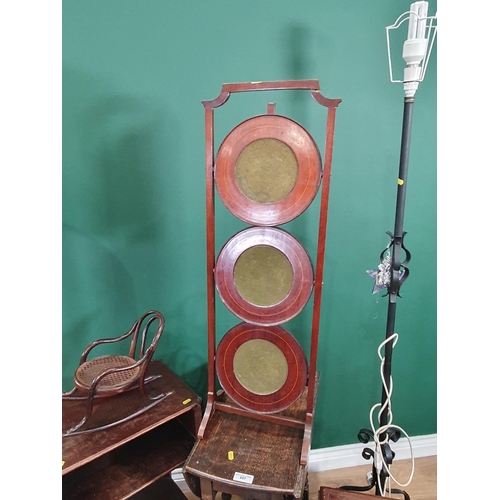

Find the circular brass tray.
[
  {"left": 215, "top": 226, "right": 314, "bottom": 326},
  {"left": 216, "top": 323, "right": 307, "bottom": 413},
  {"left": 215, "top": 114, "right": 322, "bottom": 226}
]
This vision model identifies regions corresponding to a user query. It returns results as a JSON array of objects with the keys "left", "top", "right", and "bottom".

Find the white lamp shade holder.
[{"left": 386, "top": 1, "right": 437, "bottom": 97}]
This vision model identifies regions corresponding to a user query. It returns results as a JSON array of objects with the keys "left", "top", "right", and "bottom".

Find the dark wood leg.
[{"left": 199, "top": 477, "right": 216, "bottom": 500}]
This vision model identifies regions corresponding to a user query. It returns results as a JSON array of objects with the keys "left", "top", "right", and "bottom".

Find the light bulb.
[{"left": 402, "top": 1, "right": 429, "bottom": 96}]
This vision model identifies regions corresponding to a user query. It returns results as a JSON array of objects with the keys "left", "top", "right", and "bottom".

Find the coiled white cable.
[{"left": 369, "top": 333, "right": 415, "bottom": 496}]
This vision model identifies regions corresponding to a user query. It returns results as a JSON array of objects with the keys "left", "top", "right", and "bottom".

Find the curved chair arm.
[{"left": 79, "top": 320, "right": 140, "bottom": 364}]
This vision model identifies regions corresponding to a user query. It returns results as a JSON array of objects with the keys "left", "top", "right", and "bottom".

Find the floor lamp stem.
[
  {"left": 340, "top": 96, "right": 416, "bottom": 499},
  {"left": 380, "top": 96, "right": 414, "bottom": 432}
]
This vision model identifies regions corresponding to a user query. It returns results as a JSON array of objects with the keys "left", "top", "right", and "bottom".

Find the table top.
[{"left": 62, "top": 360, "right": 201, "bottom": 475}]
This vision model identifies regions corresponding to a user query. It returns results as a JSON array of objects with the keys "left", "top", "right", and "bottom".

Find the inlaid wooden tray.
[
  {"left": 215, "top": 114, "right": 322, "bottom": 226},
  {"left": 216, "top": 322, "right": 307, "bottom": 413},
  {"left": 215, "top": 226, "right": 314, "bottom": 326}
]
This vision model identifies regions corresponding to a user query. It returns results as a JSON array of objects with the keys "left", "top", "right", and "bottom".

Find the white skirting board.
[
  {"left": 172, "top": 433, "right": 437, "bottom": 491},
  {"left": 307, "top": 433, "right": 437, "bottom": 472}
]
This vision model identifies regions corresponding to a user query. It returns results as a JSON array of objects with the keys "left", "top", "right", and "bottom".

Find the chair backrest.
[{"left": 128, "top": 310, "right": 165, "bottom": 363}]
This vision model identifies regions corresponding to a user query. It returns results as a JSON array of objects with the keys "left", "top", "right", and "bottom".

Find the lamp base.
[{"left": 338, "top": 428, "right": 410, "bottom": 499}]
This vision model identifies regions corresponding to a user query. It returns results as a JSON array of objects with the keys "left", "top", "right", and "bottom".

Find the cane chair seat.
[{"left": 74, "top": 355, "right": 141, "bottom": 394}]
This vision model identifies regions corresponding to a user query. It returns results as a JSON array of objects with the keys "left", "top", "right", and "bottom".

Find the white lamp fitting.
[{"left": 386, "top": 1, "right": 437, "bottom": 98}]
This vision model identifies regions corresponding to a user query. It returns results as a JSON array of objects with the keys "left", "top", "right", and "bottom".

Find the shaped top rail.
[{"left": 202, "top": 80, "right": 340, "bottom": 109}]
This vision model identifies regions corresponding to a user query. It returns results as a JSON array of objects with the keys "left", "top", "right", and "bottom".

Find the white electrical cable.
[{"left": 369, "top": 333, "right": 415, "bottom": 497}]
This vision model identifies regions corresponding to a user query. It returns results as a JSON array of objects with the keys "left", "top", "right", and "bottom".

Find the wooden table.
[
  {"left": 62, "top": 361, "right": 201, "bottom": 499},
  {"left": 318, "top": 487, "right": 380, "bottom": 499}
]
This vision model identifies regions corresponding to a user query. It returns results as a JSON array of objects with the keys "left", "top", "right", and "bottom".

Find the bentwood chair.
[{"left": 62, "top": 310, "right": 172, "bottom": 436}]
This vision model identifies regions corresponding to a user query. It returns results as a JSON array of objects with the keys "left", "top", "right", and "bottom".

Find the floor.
[{"left": 182, "top": 456, "right": 437, "bottom": 499}]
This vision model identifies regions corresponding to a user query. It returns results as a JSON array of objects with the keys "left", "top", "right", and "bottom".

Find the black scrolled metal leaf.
[
  {"left": 381, "top": 442, "right": 396, "bottom": 465},
  {"left": 400, "top": 232, "right": 412, "bottom": 267},
  {"left": 357, "top": 428, "right": 374, "bottom": 444},
  {"left": 387, "top": 427, "right": 402, "bottom": 443},
  {"left": 380, "top": 231, "right": 411, "bottom": 298},
  {"left": 362, "top": 447, "right": 375, "bottom": 461}
]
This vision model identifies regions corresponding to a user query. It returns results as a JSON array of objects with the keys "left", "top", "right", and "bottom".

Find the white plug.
[{"left": 374, "top": 447, "right": 383, "bottom": 472}]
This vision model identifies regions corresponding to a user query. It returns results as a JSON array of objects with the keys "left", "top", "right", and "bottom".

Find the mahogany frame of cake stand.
[{"left": 199, "top": 80, "right": 341, "bottom": 468}]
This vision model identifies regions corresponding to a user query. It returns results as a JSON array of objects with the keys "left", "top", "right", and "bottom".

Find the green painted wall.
[{"left": 63, "top": 0, "right": 436, "bottom": 449}]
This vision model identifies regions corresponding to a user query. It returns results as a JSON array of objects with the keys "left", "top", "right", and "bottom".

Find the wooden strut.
[
  {"left": 198, "top": 103, "right": 216, "bottom": 439},
  {"left": 197, "top": 81, "right": 341, "bottom": 458}
]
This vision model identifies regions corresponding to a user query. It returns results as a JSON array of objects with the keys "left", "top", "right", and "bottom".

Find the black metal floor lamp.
[{"left": 342, "top": 2, "right": 437, "bottom": 498}]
